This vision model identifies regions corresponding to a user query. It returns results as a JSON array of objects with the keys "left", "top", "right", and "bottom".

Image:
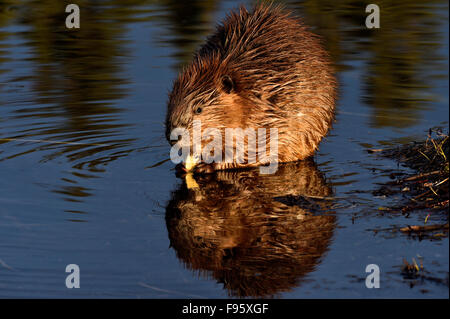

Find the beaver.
[{"left": 166, "top": 4, "right": 336, "bottom": 173}]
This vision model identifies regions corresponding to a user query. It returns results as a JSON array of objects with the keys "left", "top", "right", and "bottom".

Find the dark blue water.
[{"left": 0, "top": 0, "right": 448, "bottom": 298}]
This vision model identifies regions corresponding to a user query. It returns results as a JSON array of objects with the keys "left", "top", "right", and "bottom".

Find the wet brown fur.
[{"left": 166, "top": 3, "right": 336, "bottom": 171}]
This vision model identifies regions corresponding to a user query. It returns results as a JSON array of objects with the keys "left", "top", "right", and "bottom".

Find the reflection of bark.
[
  {"left": 165, "top": 160, "right": 336, "bottom": 297},
  {"left": 158, "top": 0, "right": 218, "bottom": 69},
  {"left": 0, "top": 1, "right": 147, "bottom": 168},
  {"left": 285, "top": 0, "right": 447, "bottom": 128},
  {"left": 0, "top": 3, "right": 17, "bottom": 77},
  {"left": 0, "top": 1, "right": 153, "bottom": 202}
]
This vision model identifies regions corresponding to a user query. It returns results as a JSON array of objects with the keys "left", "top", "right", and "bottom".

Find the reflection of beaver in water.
[
  {"left": 165, "top": 160, "right": 335, "bottom": 297},
  {"left": 166, "top": 4, "right": 336, "bottom": 173}
]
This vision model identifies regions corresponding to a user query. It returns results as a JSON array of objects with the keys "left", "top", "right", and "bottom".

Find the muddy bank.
[{"left": 372, "top": 128, "right": 449, "bottom": 239}]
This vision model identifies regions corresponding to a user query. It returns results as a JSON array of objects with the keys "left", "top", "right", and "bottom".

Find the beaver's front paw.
[{"left": 193, "top": 163, "right": 216, "bottom": 174}]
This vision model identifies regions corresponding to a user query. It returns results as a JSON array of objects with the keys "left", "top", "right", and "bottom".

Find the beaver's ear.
[{"left": 221, "top": 75, "right": 234, "bottom": 94}]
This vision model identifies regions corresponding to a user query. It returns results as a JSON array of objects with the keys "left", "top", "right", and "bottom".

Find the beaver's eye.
[{"left": 195, "top": 107, "right": 202, "bottom": 114}]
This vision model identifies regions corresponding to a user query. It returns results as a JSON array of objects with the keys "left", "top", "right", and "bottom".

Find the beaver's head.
[
  {"left": 165, "top": 53, "right": 262, "bottom": 172},
  {"left": 166, "top": 55, "right": 251, "bottom": 138}
]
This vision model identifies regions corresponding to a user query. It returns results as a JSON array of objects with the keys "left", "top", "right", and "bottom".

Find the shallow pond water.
[{"left": 0, "top": 0, "right": 448, "bottom": 298}]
